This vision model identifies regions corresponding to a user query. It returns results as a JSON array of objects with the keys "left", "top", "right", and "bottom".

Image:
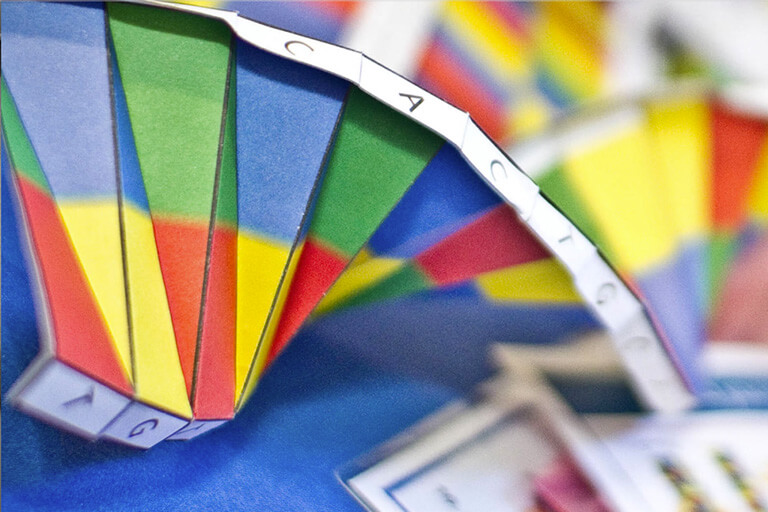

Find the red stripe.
[
  {"left": 311, "top": 1, "right": 359, "bottom": 21},
  {"left": 266, "top": 238, "right": 348, "bottom": 363},
  {"left": 153, "top": 218, "right": 209, "bottom": 396},
  {"left": 417, "top": 39, "right": 507, "bottom": 143},
  {"left": 415, "top": 205, "right": 549, "bottom": 286},
  {"left": 193, "top": 226, "right": 236, "bottom": 419},
  {"left": 712, "top": 102, "right": 768, "bottom": 231},
  {"left": 16, "top": 176, "right": 132, "bottom": 395},
  {"left": 485, "top": 2, "right": 530, "bottom": 41}
]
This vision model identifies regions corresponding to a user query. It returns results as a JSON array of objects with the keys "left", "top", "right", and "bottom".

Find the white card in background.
[
  {"left": 580, "top": 411, "right": 768, "bottom": 512},
  {"left": 339, "top": 398, "right": 565, "bottom": 512}
]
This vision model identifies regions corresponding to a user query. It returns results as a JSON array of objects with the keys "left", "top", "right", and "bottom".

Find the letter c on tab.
[
  {"left": 285, "top": 40, "right": 314, "bottom": 57},
  {"left": 129, "top": 418, "right": 159, "bottom": 438},
  {"left": 490, "top": 160, "right": 507, "bottom": 183},
  {"left": 596, "top": 282, "right": 616, "bottom": 305}
]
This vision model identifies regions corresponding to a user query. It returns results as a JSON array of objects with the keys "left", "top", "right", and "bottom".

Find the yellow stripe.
[
  {"left": 237, "top": 240, "right": 303, "bottom": 409},
  {"left": 646, "top": 96, "right": 711, "bottom": 238},
  {"left": 315, "top": 253, "right": 405, "bottom": 315},
  {"left": 235, "top": 232, "right": 292, "bottom": 398},
  {"left": 347, "top": 247, "right": 374, "bottom": 268},
  {"left": 176, "top": 0, "right": 222, "bottom": 7},
  {"left": 442, "top": 1, "right": 533, "bottom": 83},
  {"left": 534, "top": 3, "right": 604, "bottom": 100},
  {"left": 506, "top": 94, "right": 555, "bottom": 139},
  {"left": 58, "top": 202, "right": 132, "bottom": 383},
  {"left": 476, "top": 258, "right": 581, "bottom": 303},
  {"left": 551, "top": 3, "right": 604, "bottom": 43},
  {"left": 563, "top": 114, "right": 677, "bottom": 272},
  {"left": 123, "top": 205, "right": 191, "bottom": 417},
  {"left": 748, "top": 134, "right": 768, "bottom": 223}
]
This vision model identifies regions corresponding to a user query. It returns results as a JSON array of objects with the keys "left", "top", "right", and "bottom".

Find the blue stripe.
[
  {"left": 367, "top": 144, "right": 501, "bottom": 258},
  {"left": 701, "top": 376, "right": 768, "bottom": 410},
  {"left": 236, "top": 40, "right": 348, "bottom": 243},
  {"left": 312, "top": 281, "right": 599, "bottom": 350},
  {"left": 636, "top": 254, "right": 706, "bottom": 394},
  {"left": 430, "top": 27, "right": 511, "bottom": 107},
  {"left": 109, "top": 32, "right": 150, "bottom": 212},
  {"left": 2, "top": 2, "right": 117, "bottom": 199},
  {"left": 534, "top": 65, "right": 572, "bottom": 110},
  {"left": 227, "top": 1, "right": 346, "bottom": 44}
]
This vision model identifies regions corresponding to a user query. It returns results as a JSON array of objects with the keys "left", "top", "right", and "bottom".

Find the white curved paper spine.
[
  {"left": 8, "top": 1, "right": 692, "bottom": 445},
  {"left": 130, "top": 0, "right": 695, "bottom": 414}
]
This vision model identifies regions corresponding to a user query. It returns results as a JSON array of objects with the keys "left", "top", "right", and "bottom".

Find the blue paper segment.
[
  {"left": 636, "top": 253, "right": 706, "bottom": 392},
  {"left": 1, "top": 2, "right": 117, "bottom": 199},
  {"left": 109, "top": 36, "right": 150, "bottom": 212},
  {"left": 235, "top": 40, "right": 349, "bottom": 242},
  {"left": 367, "top": 144, "right": 501, "bottom": 258}
]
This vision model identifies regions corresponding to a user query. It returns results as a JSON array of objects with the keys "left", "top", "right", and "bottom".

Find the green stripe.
[
  {"left": 332, "top": 263, "right": 431, "bottom": 312},
  {"left": 107, "top": 4, "right": 231, "bottom": 219},
  {"left": 708, "top": 232, "right": 736, "bottom": 307},
  {"left": 536, "top": 165, "right": 609, "bottom": 256},
  {"left": 1, "top": 78, "right": 50, "bottom": 193},
  {"left": 216, "top": 58, "right": 238, "bottom": 228},
  {"left": 308, "top": 87, "right": 443, "bottom": 256}
]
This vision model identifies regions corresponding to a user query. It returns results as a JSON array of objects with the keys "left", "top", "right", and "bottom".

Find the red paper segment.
[
  {"left": 267, "top": 238, "right": 348, "bottom": 362},
  {"left": 711, "top": 103, "right": 768, "bottom": 231},
  {"left": 153, "top": 219, "right": 209, "bottom": 395},
  {"left": 193, "top": 227, "right": 237, "bottom": 419},
  {"left": 16, "top": 177, "right": 133, "bottom": 395},
  {"left": 414, "top": 204, "right": 550, "bottom": 286},
  {"left": 417, "top": 39, "right": 507, "bottom": 143}
]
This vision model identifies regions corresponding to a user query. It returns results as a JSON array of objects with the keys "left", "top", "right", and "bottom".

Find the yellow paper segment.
[
  {"left": 476, "top": 258, "right": 581, "bottom": 303},
  {"left": 646, "top": 96, "right": 711, "bottom": 240},
  {"left": 235, "top": 232, "right": 292, "bottom": 398},
  {"left": 533, "top": 3, "right": 604, "bottom": 100},
  {"left": 443, "top": 2, "right": 532, "bottom": 83},
  {"left": 563, "top": 113, "right": 676, "bottom": 273},
  {"left": 506, "top": 95, "right": 553, "bottom": 139},
  {"left": 237, "top": 239, "right": 303, "bottom": 409},
  {"left": 58, "top": 202, "right": 132, "bottom": 382},
  {"left": 748, "top": 134, "right": 768, "bottom": 223},
  {"left": 315, "top": 251, "right": 405, "bottom": 315},
  {"left": 122, "top": 206, "right": 191, "bottom": 417}
]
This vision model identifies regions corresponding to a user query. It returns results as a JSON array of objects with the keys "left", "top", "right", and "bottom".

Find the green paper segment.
[
  {"left": 536, "top": 164, "right": 608, "bottom": 253},
  {"left": 334, "top": 263, "right": 431, "bottom": 312},
  {"left": 107, "top": 3, "right": 232, "bottom": 220},
  {"left": 708, "top": 232, "right": 737, "bottom": 308},
  {"left": 308, "top": 87, "right": 444, "bottom": 256},
  {"left": 1, "top": 79, "right": 50, "bottom": 194}
]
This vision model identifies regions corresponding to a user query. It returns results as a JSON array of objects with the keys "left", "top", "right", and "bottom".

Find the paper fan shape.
[
  {"left": 2, "top": 1, "right": 691, "bottom": 448},
  {"left": 508, "top": 85, "right": 768, "bottom": 400}
]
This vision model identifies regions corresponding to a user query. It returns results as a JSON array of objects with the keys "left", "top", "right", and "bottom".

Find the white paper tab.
[
  {"left": 573, "top": 255, "right": 641, "bottom": 332},
  {"left": 341, "top": 399, "right": 565, "bottom": 512},
  {"left": 525, "top": 196, "right": 597, "bottom": 276},
  {"left": 358, "top": 56, "right": 469, "bottom": 145},
  {"left": 231, "top": 16, "right": 363, "bottom": 85},
  {"left": 101, "top": 401, "right": 188, "bottom": 449},
  {"left": 166, "top": 419, "right": 228, "bottom": 441},
  {"left": 145, "top": 0, "right": 363, "bottom": 84},
  {"left": 615, "top": 313, "right": 695, "bottom": 411},
  {"left": 719, "top": 83, "right": 768, "bottom": 118},
  {"left": 461, "top": 121, "right": 540, "bottom": 219},
  {"left": 11, "top": 359, "right": 131, "bottom": 439},
  {"left": 340, "top": 1, "right": 440, "bottom": 78}
]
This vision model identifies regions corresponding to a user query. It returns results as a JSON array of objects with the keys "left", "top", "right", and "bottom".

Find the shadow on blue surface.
[
  {"left": 1, "top": 157, "right": 460, "bottom": 511},
  {"left": 1, "top": 138, "right": 608, "bottom": 511}
]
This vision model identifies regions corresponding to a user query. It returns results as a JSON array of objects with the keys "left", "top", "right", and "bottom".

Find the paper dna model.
[{"left": 3, "top": 1, "right": 765, "bottom": 448}]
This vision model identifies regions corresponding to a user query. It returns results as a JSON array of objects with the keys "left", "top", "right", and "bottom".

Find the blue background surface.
[
  {"left": 2, "top": 118, "right": 651, "bottom": 511},
  {"left": 1, "top": 138, "right": 634, "bottom": 511},
  {"left": 0, "top": 153, "right": 466, "bottom": 511}
]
